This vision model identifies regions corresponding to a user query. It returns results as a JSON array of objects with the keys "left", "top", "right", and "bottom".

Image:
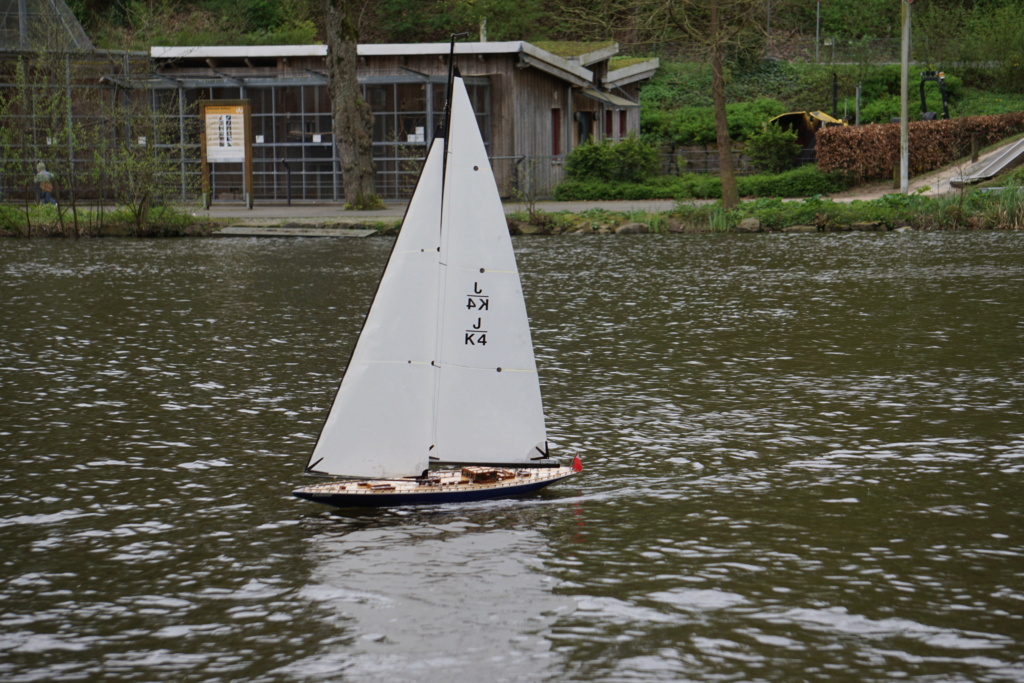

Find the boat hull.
[{"left": 293, "top": 466, "right": 577, "bottom": 509}]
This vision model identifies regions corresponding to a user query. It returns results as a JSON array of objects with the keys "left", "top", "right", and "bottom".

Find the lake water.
[{"left": 2, "top": 232, "right": 1023, "bottom": 682}]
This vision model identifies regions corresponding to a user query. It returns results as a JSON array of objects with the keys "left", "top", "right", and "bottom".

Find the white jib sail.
[
  {"left": 432, "top": 77, "right": 548, "bottom": 465},
  {"left": 306, "top": 139, "right": 445, "bottom": 478}
]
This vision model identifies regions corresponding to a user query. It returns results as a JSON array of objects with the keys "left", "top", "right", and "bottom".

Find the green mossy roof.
[{"left": 532, "top": 41, "right": 616, "bottom": 58}]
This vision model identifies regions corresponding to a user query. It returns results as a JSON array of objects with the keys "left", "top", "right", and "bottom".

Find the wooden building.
[{"left": 149, "top": 41, "right": 659, "bottom": 202}]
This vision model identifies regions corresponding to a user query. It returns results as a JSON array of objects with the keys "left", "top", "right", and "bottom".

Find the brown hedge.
[{"left": 816, "top": 112, "right": 1024, "bottom": 182}]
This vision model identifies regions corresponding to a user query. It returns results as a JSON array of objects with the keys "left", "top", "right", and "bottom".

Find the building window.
[
  {"left": 552, "top": 108, "right": 561, "bottom": 156},
  {"left": 620, "top": 111, "right": 628, "bottom": 138},
  {"left": 576, "top": 111, "right": 592, "bottom": 145},
  {"left": 605, "top": 110, "right": 613, "bottom": 140}
]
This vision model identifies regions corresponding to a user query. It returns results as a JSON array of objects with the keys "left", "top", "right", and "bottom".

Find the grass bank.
[
  {"left": 509, "top": 185, "right": 1024, "bottom": 235},
  {"left": 0, "top": 204, "right": 217, "bottom": 237},
  {"left": 6, "top": 185, "right": 1022, "bottom": 239}
]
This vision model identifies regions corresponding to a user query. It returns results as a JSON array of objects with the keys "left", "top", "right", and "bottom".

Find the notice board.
[{"left": 199, "top": 100, "right": 253, "bottom": 208}]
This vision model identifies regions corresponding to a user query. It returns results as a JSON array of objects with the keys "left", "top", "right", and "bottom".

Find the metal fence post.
[{"left": 280, "top": 158, "right": 291, "bottom": 206}]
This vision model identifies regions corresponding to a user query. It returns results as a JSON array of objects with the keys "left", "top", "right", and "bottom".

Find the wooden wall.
[{"left": 151, "top": 47, "right": 649, "bottom": 197}]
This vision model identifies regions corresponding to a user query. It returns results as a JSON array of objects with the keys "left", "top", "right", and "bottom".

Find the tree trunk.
[
  {"left": 324, "top": 0, "right": 381, "bottom": 209},
  {"left": 709, "top": 0, "right": 740, "bottom": 210}
]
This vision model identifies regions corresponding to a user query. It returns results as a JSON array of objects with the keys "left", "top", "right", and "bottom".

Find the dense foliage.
[
  {"left": 637, "top": 57, "right": 1023, "bottom": 155},
  {"left": 745, "top": 123, "right": 800, "bottom": 174},
  {"left": 70, "top": 0, "right": 1024, "bottom": 78},
  {"left": 643, "top": 97, "right": 787, "bottom": 146},
  {"left": 367, "top": 0, "right": 553, "bottom": 42},
  {"left": 82, "top": 0, "right": 318, "bottom": 48},
  {"left": 564, "top": 137, "right": 660, "bottom": 183},
  {"left": 642, "top": 62, "right": 963, "bottom": 128},
  {"left": 554, "top": 165, "right": 851, "bottom": 201}
]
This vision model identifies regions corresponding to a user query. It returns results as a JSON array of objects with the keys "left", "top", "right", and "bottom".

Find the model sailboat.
[{"left": 292, "top": 56, "right": 581, "bottom": 508}]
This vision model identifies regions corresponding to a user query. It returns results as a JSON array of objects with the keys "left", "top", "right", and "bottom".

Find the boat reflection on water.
[{"left": 280, "top": 504, "right": 580, "bottom": 681}]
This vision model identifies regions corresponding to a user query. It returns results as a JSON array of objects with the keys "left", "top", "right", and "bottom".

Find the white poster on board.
[{"left": 205, "top": 105, "right": 246, "bottom": 162}]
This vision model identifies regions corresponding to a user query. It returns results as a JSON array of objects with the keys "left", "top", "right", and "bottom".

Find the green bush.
[
  {"left": 858, "top": 80, "right": 963, "bottom": 123},
  {"left": 641, "top": 98, "right": 788, "bottom": 147},
  {"left": 564, "top": 143, "right": 615, "bottom": 181},
  {"left": 639, "top": 62, "right": 713, "bottom": 110},
  {"left": 746, "top": 123, "right": 801, "bottom": 173},
  {"left": 732, "top": 196, "right": 829, "bottom": 229},
  {"left": 729, "top": 60, "right": 804, "bottom": 103},
  {"left": 243, "top": 0, "right": 287, "bottom": 31},
  {"left": 859, "top": 95, "right": 901, "bottom": 124},
  {"left": 553, "top": 176, "right": 679, "bottom": 201},
  {"left": 679, "top": 174, "right": 726, "bottom": 199},
  {"left": 739, "top": 165, "right": 851, "bottom": 197},
  {"left": 554, "top": 166, "right": 850, "bottom": 201},
  {"left": 248, "top": 20, "right": 318, "bottom": 45},
  {"left": 564, "top": 137, "right": 659, "bottom": 183},
  {"left": 954, "top": 91, "right": 1024, "bottom": 117},
  {"left": 612, "top": 137, "right": 660, "bottom": 182},
  {"left": 727, "top": 99, "right": 790, "bottom": 140},
  {"left": 641, "top": 105, "right": 716, "bottom": 146}
]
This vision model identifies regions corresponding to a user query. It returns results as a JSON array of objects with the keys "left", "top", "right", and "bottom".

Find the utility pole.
[
  {"left": 900, "top": 0, "right": 911, "bottom": 194},
  {"left": 815, "top": 0, "right": 821, "bottom": 62}
]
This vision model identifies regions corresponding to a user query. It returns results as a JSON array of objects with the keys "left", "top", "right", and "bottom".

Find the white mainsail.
[
  {"left": 306, "top": 76, "right": 547, "bottom": 478},
  {"left": 432, "top": 77, "right": 548, "bottom": 465}
]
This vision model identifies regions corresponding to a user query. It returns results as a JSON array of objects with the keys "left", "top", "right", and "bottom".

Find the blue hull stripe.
[{"left": 293, "top": 475, "right": 571, "bottom": 508}]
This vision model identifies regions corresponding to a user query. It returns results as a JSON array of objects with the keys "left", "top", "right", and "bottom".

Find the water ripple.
[{"left": 2, "top": 233, "right": 1023, "bottom": 681}]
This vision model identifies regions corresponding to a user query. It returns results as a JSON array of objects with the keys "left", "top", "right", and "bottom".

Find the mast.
[
  {"left": 440, "top": 33, "right": 469, "bottom": 190},
  {"left": 431, "top": 33, "right": 466, "bottom": 460}
]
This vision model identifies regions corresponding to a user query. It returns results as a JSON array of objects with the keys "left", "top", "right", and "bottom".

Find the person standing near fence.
[{"left": 35, "top": 162, "right": 57, "bottom": 205}]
